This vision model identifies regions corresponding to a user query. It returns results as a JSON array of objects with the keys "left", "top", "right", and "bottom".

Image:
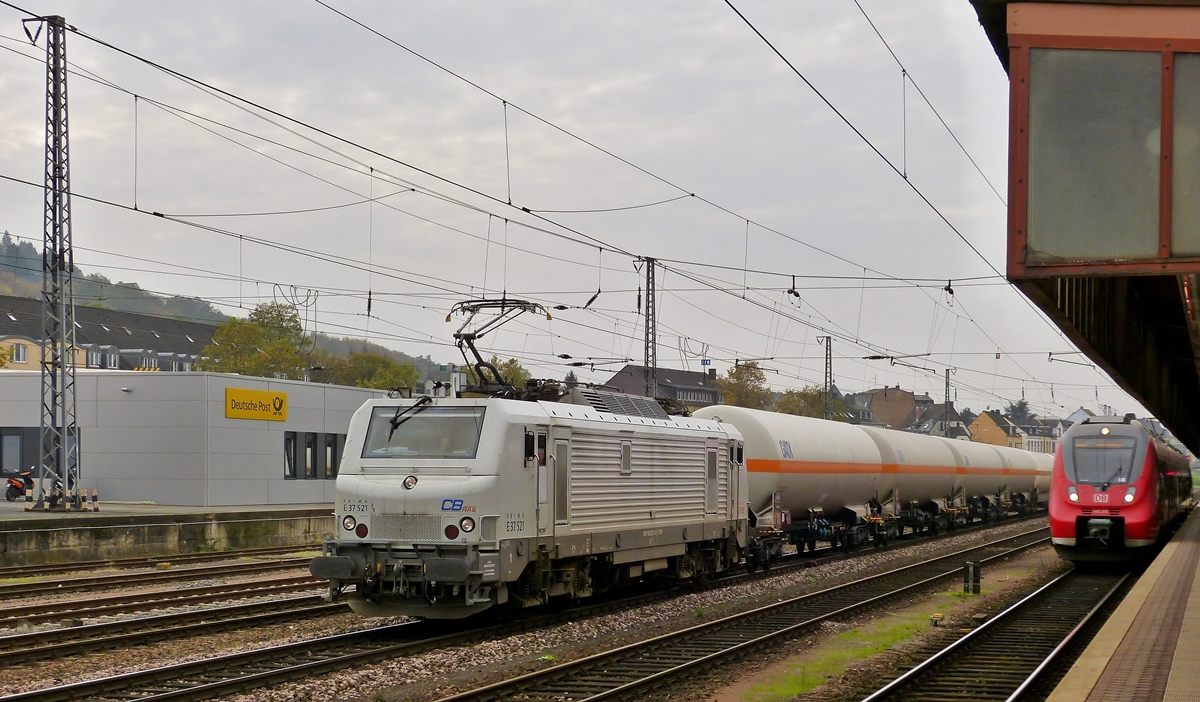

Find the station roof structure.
[{"left": 967, "top": 0, "right": 1200, "bottom": 452}]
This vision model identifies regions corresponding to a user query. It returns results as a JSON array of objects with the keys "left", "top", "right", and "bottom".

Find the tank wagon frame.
[{"left": 310, "top": 383, "right": 1051, "bottom": 619}]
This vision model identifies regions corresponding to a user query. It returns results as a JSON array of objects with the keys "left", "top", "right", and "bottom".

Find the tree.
[
  {"left": 467, "top": 355, "right": 531, "bottom": 387},
  {"left": 1003, "top": 399, "right": 1035, "bottom": 423},
  {"left": 776, "top": 384, "right": 850, "bottom": 421},
  {"left": 197, "top": 304, "right": 305, "bottom": 379},
  {"left": 960, "top": 407, "right": 978, "bottom": 427},
  {"left": 564, "top": 370, "right": 579, "bottom": 388},
  {"left": 249, "top": 302, "right": 305, "bottom": 348},
  {"left": 351, "top": 354, "right": 420, "bottom": 391},
  {"left": 715, "top": 362, "right": 772, "bottom": 410},
  {"left": 0, "top": 345, "right": 10, "bottom": 369}
]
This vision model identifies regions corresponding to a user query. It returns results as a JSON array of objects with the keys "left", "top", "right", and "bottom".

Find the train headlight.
[
  {"left": 1124, "top": 486, "right": 1137, "bottom": 503},
  {"left": 402, "top": 475, "right": 418, "bottom": 490},
  {"left": 444, "top": 524, "right": 460, "bottom": 540},
  {"left": 355, "top": 523, "right": 369, "bottom": 538},
  {"left": 342, "top": 515, "right": 357, "bottom": 531},
  {"left": 459, "top": 516, "right": 476, "bottom": 533},
  {"left": 1067, "top": 485, "right": 1079, "bottom": 502}
]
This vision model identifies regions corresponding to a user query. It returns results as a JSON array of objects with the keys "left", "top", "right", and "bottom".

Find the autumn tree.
[
  {"left": 348, "top": 353, "right": 420, "bottom": 391},
  {"left": 198, "top": 303, "right": 305, "bottom": 379},
  {"left": 776, "top": 384, "right": 850, "bottom": 421},
  {"left": 467, "top": 355, "right": 531, "bottom": 387},
  {"left": 715, "top": 362, "right": 772, "bottom": 410},
  {"left": 0, "top": 345, "right": 11, "bottom": 369}
]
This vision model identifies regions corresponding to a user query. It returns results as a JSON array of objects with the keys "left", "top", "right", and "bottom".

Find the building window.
[
  {"left": 86, "top": 351, "right": 102, "bottom": 368},
  {"left": 11, "top": 343, "right": 26, "bottom": 363},
  {"left": 325, "top": 433, "right": 341, "bottom": 479},
  {"left": 305, "top": 432, "right": 318, "bottom": 479},
  {"left": 284, "top": 432, "right": 297, "bottom": 479}
]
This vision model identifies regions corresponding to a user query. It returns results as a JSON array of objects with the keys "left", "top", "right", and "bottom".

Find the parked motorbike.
[{"left": 4, "top": 470, "right": 34, "bottom": 502}]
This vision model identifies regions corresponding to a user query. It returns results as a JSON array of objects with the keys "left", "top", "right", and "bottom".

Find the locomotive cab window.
[
  {"left": 1070, "top": 435, "right": 1139, "bottom": 484},
  {"left": 361, "top": 406, "right": 485, "bottom": 459}
]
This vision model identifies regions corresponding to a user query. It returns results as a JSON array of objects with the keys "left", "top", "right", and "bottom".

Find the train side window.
[
  {"left": 736, "top": 443, "right": 744, "bottom": 465},
  {"left": 620, "top": 441, "right": 632, "bottom": 475},
  {"left": 537, "top": 432, "right": 548, "bottom": 466},
  {"left": 705, "top": 448, "right": 718, "bottom": 514},
  {"left": 554, "top": 439, "right": 570, "bottom": 525}
]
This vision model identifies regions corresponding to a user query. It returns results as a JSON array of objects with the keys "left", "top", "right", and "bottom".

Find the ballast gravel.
[
  {"left": 221, "top": 519, "right": 1047, "bottom": 702},
  {"left": 0, "top": 520, "right": 1044, "bottom": 699}
]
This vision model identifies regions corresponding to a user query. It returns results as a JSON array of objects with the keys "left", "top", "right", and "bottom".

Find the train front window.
[
  {"left": 361, "top": 406, "right": 485, "bottom": 459},
  {"left": 1070, "top": 436, "right": 1138, "bottom": 484}
]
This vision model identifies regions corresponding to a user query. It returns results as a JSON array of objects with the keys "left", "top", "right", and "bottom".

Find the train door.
[
  {"left": 535, "top": 427, "right": 550, "bottom": 535},
  {"left": 551, "top": 428, "right": 572, "bottom": 528},
  {"left": 728, "top": 440, "right": 741, "bottom": 520}
]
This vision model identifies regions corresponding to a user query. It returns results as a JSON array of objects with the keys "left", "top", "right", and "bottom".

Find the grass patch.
[{"left": 742, "top": 613, "right": 928, "bottom": 702}]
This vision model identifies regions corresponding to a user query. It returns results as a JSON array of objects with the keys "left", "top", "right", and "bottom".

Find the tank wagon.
[
  {"left": 1050, "top": 415, "right": 1192, "bottom": 562},
  {"left": 693, "top": 406, "right": 1051, "bottom": 564},
  {"left": 309, "top": 383, "right": 1054, "bottom": 619}
]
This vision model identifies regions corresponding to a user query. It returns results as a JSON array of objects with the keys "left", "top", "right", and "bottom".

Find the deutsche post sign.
[{"left": 225, "top": 387, "right": 288, "bottom": 421}]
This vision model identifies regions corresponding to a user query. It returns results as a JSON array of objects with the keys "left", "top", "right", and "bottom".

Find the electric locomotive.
[{"left": 1050, "top": 414, "right": 1193, "bottom": 562}]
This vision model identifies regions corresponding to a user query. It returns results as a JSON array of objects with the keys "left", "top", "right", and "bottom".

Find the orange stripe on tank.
[{"left": 746, "top": 458, "right": 1041, "bottom": 477}]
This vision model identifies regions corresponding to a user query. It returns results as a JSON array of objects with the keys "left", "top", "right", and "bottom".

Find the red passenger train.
[{"left": 1051, "top": 415, "right": 1193, "bottom": 562}]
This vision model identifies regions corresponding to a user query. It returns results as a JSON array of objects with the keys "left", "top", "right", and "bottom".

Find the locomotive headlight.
[
  {"left": 1124, "top": 486, "right": 1137, "bottom": 503},
  {"left": 342, "top": 515, "right": 357, "bottom": 531},
  {"left": 1067, "top": 485, "right": 1079, "bottom": 502},
  {"left": 402, "top": 475, "right": 418, "bottom": 490},
  {"left": 459, "top": 516, "right": 476, "bottom": 533}
]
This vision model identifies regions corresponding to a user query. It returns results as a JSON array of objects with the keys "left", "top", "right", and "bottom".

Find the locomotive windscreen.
[
  {"left": 361, "top": 406, "right": 486, "bottom": 459},
  {"left": 1070, "top": 436, "right": 1138, "bottom": 484}
]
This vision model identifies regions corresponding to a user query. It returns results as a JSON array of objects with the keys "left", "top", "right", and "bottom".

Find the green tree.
[
  {"left": 198, "top": 305, "right": 305, "bottom": 379},
  {"left": 249, "top": 302, "right": 305, "bottom": 347},
  {"left": 960, "top": 407, "right": 978, "bottom": 428},
  {"left": 1003, "top": 399, "right": 1035, "bottom": 423},
  {"left": 776, "top": 384, "right": 850, "bottom": 421},
  {"left": 715, "top": 362, "right": 772, "bottom": 410},
  {"left": 0, "top": 344, "right": 11, "bottom": 369},
  {"left": 354, "top": 356, "right": 420, "bottom": 391},
  {"left": 467, "top": 355, "right": 531, "bottom": 386}
]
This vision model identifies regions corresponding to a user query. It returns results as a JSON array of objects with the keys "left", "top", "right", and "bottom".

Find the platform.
[
  {"left": 0, "top": 502, "right": 334, "bottom": 567},
  {"left": 1047, "top": 507, "right": 1200, "bottom": 702}
]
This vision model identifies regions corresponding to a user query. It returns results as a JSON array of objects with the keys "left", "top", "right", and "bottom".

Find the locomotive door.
[
  {"left": 536, "top": 427, "right": 550, "bottom": 535},
  {"left": 550, "top": 428, "right": 572, "bottom": 528}
]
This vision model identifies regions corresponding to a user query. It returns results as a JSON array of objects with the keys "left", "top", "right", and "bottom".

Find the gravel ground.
[
  {"left": 0, "top": 569, "right": 321, "bottom": 636},
  {"left": 213, "top": 518, "right": 1048, "bottom": 702}
]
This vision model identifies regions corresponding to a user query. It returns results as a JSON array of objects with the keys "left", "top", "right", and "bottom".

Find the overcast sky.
[{"left": 0, "top": 1, "right": 1147, "bottom": 419}]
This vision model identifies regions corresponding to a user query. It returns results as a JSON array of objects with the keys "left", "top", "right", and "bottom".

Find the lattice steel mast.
[
  {"left": 643, "top": 258, "right": 657, "bottom": 398},
  {"left": 38, "top": 16, "right": 79, "bottom": 506},
  {"left": 821, "top": 336, "right": 833, "bottom": 420}
]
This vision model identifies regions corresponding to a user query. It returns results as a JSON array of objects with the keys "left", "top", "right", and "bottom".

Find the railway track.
[
  {"left": 859, "top": 569, "right": 1129, "bottom": 702},
  {"left": 0, "top": 557, "right": 311, "bottom": 599},
  {"left": 0, "top": 544, "right": 320, "bottom": 580},
  {"left": 0, "top": 597, "right": 346, "bottom": 666},
  {"left": 1, "top": 527, "right": 1050, "bottom": 702},
  {"left": 0, "top": 575, "right": 321, "bottom": 627}
]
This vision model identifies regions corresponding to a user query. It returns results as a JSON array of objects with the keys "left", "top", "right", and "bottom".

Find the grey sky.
[{"left": 0, "top": 1, "right": 1144, "bottom": 420}]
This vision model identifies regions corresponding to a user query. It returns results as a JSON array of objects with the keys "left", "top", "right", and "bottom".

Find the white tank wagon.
[
  {"left": 310, "top": 395, "right": 748, "bottom": 619},
  {"left": 691, "top": 406, "right": 1051, "bottom": 558}
]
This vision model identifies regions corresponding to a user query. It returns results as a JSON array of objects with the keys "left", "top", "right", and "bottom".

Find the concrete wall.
[{"left": 0, "top": 370, "right": 382, "bottom": 506}]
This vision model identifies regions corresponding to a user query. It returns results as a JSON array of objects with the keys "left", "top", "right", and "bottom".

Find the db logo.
[{"left": 1094, "top": 493, "right": 1109, "bottom": 503}]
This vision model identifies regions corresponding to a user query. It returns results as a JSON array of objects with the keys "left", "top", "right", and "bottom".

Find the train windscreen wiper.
[
  {"left": 1100, "top": 465, "right": 1123, "bottom": 490},
  {"left": 388, "top": 396, "right": 432, "bottom": 440}
]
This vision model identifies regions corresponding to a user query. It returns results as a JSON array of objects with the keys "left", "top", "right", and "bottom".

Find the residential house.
[
  {"left": 604, "top": 365, "right": 721, "bottom": 411},
  {"left": 1, "top": 295, "right": 215, "bottom": 372},
  {"left": 844, "top": 386, "right": 915, "bottom": 428},
  {"left": 904, "top": 402, "right": 971, "bottom": 440},
  {"left": 968, "top": 410, "right": 1026, "bottom": 449}
]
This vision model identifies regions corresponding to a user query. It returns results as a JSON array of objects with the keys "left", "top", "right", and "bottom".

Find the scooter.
[{"left": 5, "top": 470, "right": 34, "bottom": 502}]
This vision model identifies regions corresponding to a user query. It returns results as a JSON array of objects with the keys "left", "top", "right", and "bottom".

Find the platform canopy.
[{"left": 970, "top": 0, "right": 1200, "bottom": 453}]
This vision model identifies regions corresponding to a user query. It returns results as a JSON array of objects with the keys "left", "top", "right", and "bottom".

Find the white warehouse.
[{"left": 0, "top": 370, "right": 382, "bottom": 506}]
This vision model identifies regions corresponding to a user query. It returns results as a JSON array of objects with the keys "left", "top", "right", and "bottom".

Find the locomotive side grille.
[
  {"left": 481, "top": 516, "right": 498, "bottom": 540},
  {"left": 372, "top": 515, "right": 442, "bottom": 541}
]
